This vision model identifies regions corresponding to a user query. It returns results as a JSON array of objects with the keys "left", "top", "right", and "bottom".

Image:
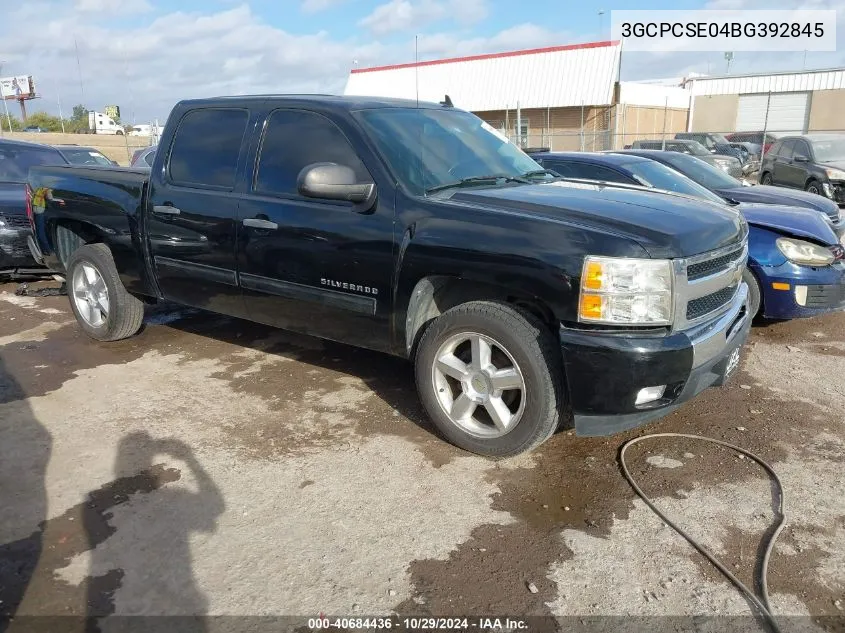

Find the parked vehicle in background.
[
  {"left": 28, "top": 95, "right": 750, "bottom": 456},
  {"left": 619, "top": 149, "right": 844, "bottom": 235},
  {"left": 54, "top": 146, "right": 118, "bottom": 167},
  {"left": 129, "top": 124, "right": 164, "bottom": 137},
  {"left": 759, "top": 134, "right": 845, "bottom": 206},
  {"left": 729, "top": 142, "right": 761, "bottom": 175},
  {"left": 0, "top": 139, "right": 67, "bottom": 279},
  {"left": 726, "top": 131, "right": 783, "bottom": 157},
  {"left": 23, "top": 126, "right": 47, "bottom": 133},
  {"left": 629, "top": 139, "right": 743, "bottom": 178},
  {"left": 130, "top": 145, "right": 156, "bottom": 168},
  {"left": 530, "top": 151, "right": 845, "bottom": 320},
  {"left": 88, "top": 111, "right": 124, "bottom": 135},
  {"left": 675, "top": 132, "right": 744, "bottom": 162}
]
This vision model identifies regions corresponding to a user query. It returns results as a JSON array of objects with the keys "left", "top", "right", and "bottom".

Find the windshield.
[
  {"left": 0, "top": 146, "right": 66, "bottom": 182},
  {"left": 61, "top": 149, "right": 113, "bottom": 166},
  {"left": 659, "top": 152, "right": 741, "bottom": 190},
  {"left": 622, "top": 159, "right": 726, "bottom": 205},
  {"left": 810, "top": 138, "right": 845, "bottom": 162},
  {"left": 355, "top": 107, "right": 542, "bottom": 195},
  {"left": 681, "top": 141, "right": 711, "bottom": 156}
]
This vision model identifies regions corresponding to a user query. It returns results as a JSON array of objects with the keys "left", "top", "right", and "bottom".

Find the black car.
[
  {"left": 725, "top": 131, "right": 783, "bottom": 156},
  {"left": 759, "top": 134, "right": 845, "bottom": 205},
  {"left": 54, "top": 145, "right": 119, "bottom": 167},
  {"left": 619, "top": 149, "right": 844, "bottom": 233},
  {"left": 27, "top": 94, "right": 750, "bottom": 456},
  {"left": 629, "top": 139, "right": 743, "bottom": 178},
  {"left": 0, "top": 139, "right": 68, "bottom": 279}
]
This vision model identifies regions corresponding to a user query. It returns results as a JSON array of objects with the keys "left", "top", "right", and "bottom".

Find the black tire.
[
  {"left": 743, "top": 268, "right": 762, "bottom": 320},
  {"left": 805, "top": 179, "right": 822, "bottom": 196},
  {"left": 414, "top": 300, "right": 564, "bottom": 457},
  {"left": 760, "top": 172, "right": 773, "bottom": 185},
  {"left": 66, "top": 243, "right": 144, "bottom": 341}
]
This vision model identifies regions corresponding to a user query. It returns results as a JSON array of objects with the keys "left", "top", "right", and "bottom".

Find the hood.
[
  {"left": 0, "top": 182, "right": 26, "bottom": 218},
  {"left": 717, "top": 184, "right": 840, "bottom": 219},
  {"left": 819, "top": 159, "right": 845, "bottom": 172},
  {"left": 737, "top": 203, "right": 838, "bottom": 245},
  {"left": 450, "top": 181, "right": 745, "bottom": 259}
]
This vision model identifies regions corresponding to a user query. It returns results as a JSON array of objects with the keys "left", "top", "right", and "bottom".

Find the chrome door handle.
[
  {"left": 153, "top": 205, "right": 181, "bottom": 215},
  {"left": 243, "top": 218, "right": 278, "bottom": 230}
]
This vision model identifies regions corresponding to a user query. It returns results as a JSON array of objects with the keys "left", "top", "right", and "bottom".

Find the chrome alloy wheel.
[
  {"left": 431, "top": 332, "right": 526, "bottom": 438},
  {"left": 72, "top": 262, "right": 110, "bottom": 328}
]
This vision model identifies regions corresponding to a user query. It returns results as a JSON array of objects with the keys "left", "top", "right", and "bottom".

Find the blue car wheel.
[{"left": 743, "top": 268, "right": 762, "bottom": 318}]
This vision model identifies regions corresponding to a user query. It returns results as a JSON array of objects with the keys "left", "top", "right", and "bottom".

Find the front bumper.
[
  {"left": 754, "top": 260, "right": 845, "bottom": 319},
  {"left": 560, "top": 283, "right": 751, "bottom": 436},
  {"left": 822, "top": 180, "right": 845, "bottom": 207}
]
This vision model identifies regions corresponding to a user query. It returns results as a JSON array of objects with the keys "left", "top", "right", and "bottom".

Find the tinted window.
[
  {"left": 622, "top": 159, "right": 726, "bottom": 204},
  {"left": 169, "top": 108, "right": 248, "bottom": 188},
  {"left": 655, "top": 152, "right": 741, "bottom": 190},
  {"left": 540, "top": 161, "right": 573, "bottom": 177},
  {"left": 255, "top": 110, "right": 370, "bottom": 196},
  {"left": 768, "top": 140, "right": 784, "bottom": 156},
  {"left": 61, "top": 149, "right": 113, "bottom": 166},
  {"left": 144, "top": 151, "right": 156, "bottom": 166},
  {"left": 779, "top": 139, "right": 796, "bottom": 159},
  {"left": 563, "top": 161, "right": 631, "bottom": 184},
  {"left": 792, "top": 140, "right": 812, "bottom": 159},
  {"left": 0, "top": 145, "right": 66, "bottom": 182}
]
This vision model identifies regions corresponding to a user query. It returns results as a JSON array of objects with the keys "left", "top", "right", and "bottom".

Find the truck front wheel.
[
  {"left": 414, "top": 301, "right": 564, "bottom": 456},
  {"left": 66, "top": 244, "right": 144, "bottom": 341}
]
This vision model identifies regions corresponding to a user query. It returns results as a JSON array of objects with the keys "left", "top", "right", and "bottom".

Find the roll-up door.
[{"left": 736, "top": 92, "right": 809, "bottom": 133}]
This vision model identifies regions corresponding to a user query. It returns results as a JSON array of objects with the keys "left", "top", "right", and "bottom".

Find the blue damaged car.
[{"left": 528, "top": 151, "right": 845, "bottom": 320}]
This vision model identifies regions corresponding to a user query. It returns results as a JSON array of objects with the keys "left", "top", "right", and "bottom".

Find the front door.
[
  {"left": 146, "top": 107, "right": 253, "bottom": 317},
  {"left": 236, "top": 108, "right": 395, "bottom": 352}
]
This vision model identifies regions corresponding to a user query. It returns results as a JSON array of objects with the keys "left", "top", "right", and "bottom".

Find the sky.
[{"left": 1, "top": 0, "right": 844, "bottom": 124}]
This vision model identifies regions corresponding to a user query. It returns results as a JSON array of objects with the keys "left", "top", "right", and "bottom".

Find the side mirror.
[
  {"left": 297, "top": 163, "right": 375, "bottom": 205},
  {"left": 793, "top": 154, "right": 809, "bottom": 163}
]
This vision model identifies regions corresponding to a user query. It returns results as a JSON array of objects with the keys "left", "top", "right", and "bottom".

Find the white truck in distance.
[{"left": 88, "top": 111, "right": 124, "bottom": 135}]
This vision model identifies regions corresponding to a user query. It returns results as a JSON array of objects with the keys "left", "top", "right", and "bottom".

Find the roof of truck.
[{"left": 177, "top": 94, "right": 451, "bottom": 111}]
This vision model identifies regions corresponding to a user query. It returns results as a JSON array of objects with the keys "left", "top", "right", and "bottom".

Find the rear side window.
[
  {"left": 768, "top": 140, "right": 783, "bottom": 156},
  {"left": 779, "top": 139, "right": 796, "bottom": 159},
  {"left": 168, "top": 108, "right": 248, "bottom": 189},
  {"left": 255, "top": 110, "right": 369, "bottom": 197}
]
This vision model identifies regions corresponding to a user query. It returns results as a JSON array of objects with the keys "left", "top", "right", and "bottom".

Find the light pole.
[{"left": 0, "top": 61, "right": 14, "bottom": 133}]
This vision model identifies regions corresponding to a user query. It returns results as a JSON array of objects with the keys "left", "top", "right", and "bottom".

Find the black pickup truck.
[{"left": 27, "top": 95, "right": 751, "bottom": 456}]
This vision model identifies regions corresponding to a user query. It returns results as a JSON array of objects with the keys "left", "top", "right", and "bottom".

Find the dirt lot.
[{"left": 0, "top": 282, "right": 843, "bottom": 632}]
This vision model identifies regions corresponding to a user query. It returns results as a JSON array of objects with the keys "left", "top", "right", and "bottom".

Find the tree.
[
  {"left": 67, "top": 104, "right": 90, "bottom": 134},
  {"left": 24, "top": 111, "right": 64, "bottom": 132},
  {"left": 0, "top": 112, "right": 23, "bottom": 132}
]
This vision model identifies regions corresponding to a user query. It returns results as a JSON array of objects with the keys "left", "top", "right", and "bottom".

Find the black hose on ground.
[{"left": 619, "top": 433, "right": 786, "bottom": 633}]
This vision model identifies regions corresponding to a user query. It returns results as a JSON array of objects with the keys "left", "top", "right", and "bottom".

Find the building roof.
[
  {"left": 344, "top": 41, "right": 622, "bottom": 111},
  {"left": 684, "top": 67, "right": 845, "bottom": 96}
]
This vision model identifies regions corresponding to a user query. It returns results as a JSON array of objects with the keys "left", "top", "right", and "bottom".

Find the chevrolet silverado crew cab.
[{"left": 27, "top": 95, "right": 751, "bottom": 456}]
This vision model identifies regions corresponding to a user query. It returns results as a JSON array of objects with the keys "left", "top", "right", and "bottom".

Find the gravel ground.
[{"left": 0, "top": 282, "right": 843, "bottom": 632}]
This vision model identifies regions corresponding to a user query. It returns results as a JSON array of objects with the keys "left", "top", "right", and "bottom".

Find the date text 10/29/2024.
[{"left": 308, "top": 617, "right": 529, "bottom": 631}]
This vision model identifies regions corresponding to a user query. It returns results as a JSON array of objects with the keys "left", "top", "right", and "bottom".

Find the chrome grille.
[
  {"left": 673, "top": 239, "right": 748, "bottom": 331},
  {"left": 687, "top": 246, "right": 745, "bottom": 281},
  {"left": 687, "top": 284, "right": 739, "bottom": 320}
]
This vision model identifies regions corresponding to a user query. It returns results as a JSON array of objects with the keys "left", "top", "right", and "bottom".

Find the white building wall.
[
  {"left": 618, "top": 82, "right": 690, "bottom": 108},
  {"left": 687, "top": 68, "right": 845, "bottom": 96},
  {"left": 344, "top": 42, "right": 622, "bottom": 111}
]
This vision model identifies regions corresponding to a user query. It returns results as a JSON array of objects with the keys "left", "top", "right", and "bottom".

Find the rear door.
[
  {"left": 236, "top": 107, "right": 395, "bottom": 352},
  {"left": 146, "top": 107, "right": 254, "bottom": 317}
]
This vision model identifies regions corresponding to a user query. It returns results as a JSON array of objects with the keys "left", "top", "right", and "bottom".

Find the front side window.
[
  {"left": 168, "top": 108, "right": 248, "bottom": 189},
  {"left": 255, "top": 110, "right": 370, "bottom": 197},
  {"left": 355, "top": 107, "right": 541, "bottom": 196}
]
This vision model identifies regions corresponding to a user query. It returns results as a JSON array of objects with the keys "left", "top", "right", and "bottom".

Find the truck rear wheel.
[
  {"left": 414, "top": 301, "right": 564, "bottom": 456},
  {"left": 66, "top": 243, "right": 144, "bottom": 341}
]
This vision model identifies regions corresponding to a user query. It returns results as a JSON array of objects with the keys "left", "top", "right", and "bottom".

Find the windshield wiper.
[
  {"left": 521, "top": 169, "right": 560, "bottom": 180},
  {"left": 425, "top": 174, "right": 530, "bottom": 195}
]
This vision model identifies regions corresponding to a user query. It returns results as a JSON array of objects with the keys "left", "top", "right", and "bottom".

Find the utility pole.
[
  {"left": 0, "top": 62, "right": 13, "bottom": 133},
  {"left": 724, "top": 51, "right": 733, "bottom": 74}
]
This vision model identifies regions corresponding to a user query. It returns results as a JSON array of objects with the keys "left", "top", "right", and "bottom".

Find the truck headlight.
[
  {"left": 776, "top": 237, "right": 835, "bottom": 266},
  {"left": 578, "top": 256, "right": 674, "bottom": 325},
  {"left": 824, "top": 167, "right": 845, "bottom": 181}
]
